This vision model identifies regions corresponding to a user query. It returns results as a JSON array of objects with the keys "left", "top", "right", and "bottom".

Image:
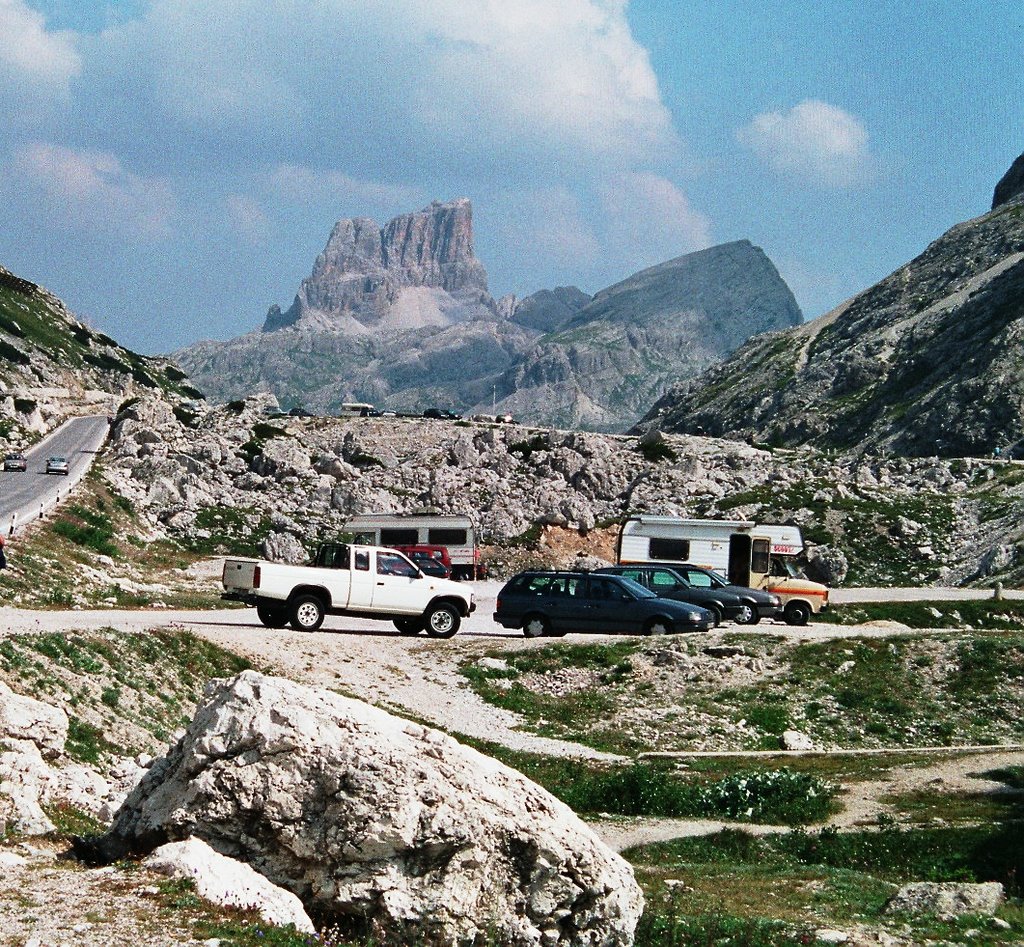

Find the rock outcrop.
[
  {"left": 97, "top": 671, "right": 644, "bottom": 945},
  {"left": 264, "top": 198, "right": 493, "bottom": 333},
  {"left": 993, "top": 150, "right": 1024, "bottom": 209},
  {"left": 174, "top": 205, "right": 799, "bottom": 431},
  {"left": 485, "top": 241, "right": 802, "bottom": 431},
  {"left": 104, "top": 394, "right": 1024, "bottom": 586},
  {"left": 639, "top": 153, "right": 1024, "bottom": 458}
]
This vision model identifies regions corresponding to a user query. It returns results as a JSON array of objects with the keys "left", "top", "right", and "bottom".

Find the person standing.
[{"left": 0, "top": 534, "right": 7, "bottom": 570}]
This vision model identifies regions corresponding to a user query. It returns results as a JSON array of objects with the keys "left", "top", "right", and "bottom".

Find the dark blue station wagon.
[{"left": 494, "top": 570, "right": 715, "bottom": 638}]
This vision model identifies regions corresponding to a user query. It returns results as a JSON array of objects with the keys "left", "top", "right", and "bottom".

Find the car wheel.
[
  {"left": 735, "top": 603, "right": 760, "bottom": 625},
  {"left": 643, "top": 617, "right": 671, "bottom": 636},
  {"left": 424, "top": 603, "right": 460, "bottom": 639},
  {"left": 522, "top": 613, "right": 550, "bottom": 638},
  {"left": 394, "top": 618, "right": 423, "bottom": 636},
  {"left": 289, "top": 594, "right": 325, "bottom": 632},
  {"left": 706, "top": 604, "right": 723, "bottom": 627},
  {"left": 784, "top": 601, "right": 811, "bottom": 626},
  {"left": 256, "top": 600, "right": 289, "bottom": 629}
]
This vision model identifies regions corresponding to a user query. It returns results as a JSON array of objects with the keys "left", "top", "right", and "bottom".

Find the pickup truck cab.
[{"left": 222, "top": 543, "right": 475, "bottom": 637}]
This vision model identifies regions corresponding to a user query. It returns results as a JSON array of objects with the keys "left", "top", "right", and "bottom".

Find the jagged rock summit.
[
  {"left": 264, "top": 198, "right": 494, "bottom": 334},
  {"left": 638, "top": 150, "right": 1024, "bottom": 458},
  {"left": 993, "top": 151, "right": 1024, "bottom": 209},
  {"left": 175, "top": 202, "right": 801, "bottom": 431}
]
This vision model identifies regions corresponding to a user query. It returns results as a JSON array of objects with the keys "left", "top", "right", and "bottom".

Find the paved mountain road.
[{"left": 0, "top": 415, "right": 110, "bottom": 533}]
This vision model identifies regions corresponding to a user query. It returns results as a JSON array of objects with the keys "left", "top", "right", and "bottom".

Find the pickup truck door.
[
  {"left": 370, "top": 550, "right": 424, "bottom": 615},
  {"left": 347, "top": 548, "right": 375, "bottom": 609}
]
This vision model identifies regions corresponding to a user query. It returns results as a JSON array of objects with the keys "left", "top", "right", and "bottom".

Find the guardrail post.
[{"left": 8, "top": 514, "right": 15, "bottom": 537}]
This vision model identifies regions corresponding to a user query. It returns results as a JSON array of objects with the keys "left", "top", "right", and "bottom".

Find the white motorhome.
[
  {"left": 616, "top": 515, "right": 828, "bottom": 625},
  {"left": 341, "top": 513, "right": 483, "bottom": 580}
]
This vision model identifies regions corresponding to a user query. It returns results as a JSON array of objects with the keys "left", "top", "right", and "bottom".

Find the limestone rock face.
[
  {"left": 100, "top": 671, "right": 644, "bottom": 945},
  {"left": 0, "top": 680, "right": 68, "bottom": 759},
  {"left": 263, "top": 198, "right": 492, "bottom": 334},
  {"left": 639, "top": 155, "right": 1024, "bottom": 458},
  {"left": 143, "top": 838, "right": 315, "bottom": 933},
  {"left": 885, "top": 881, "right": 1004, "bottom": 917},
  {"left": 486, "top": 241, "right": 802, "bottom": 431},
  {"left": 174, "top": 211, "right": 798, "bottom": 432},
  {"left": 993, "top": 151, "right": 1024, "bottom": 209}
]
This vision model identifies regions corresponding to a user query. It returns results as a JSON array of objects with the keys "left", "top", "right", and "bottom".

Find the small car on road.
[
  {"left": 45, "top": 456, "right": 70, "bottom": 475},
  {"left": 595, "top": 564, "right": 748, "bottom": 626},
  {"left": 494, "top": 570, "right": 715, "bottom": 637},
  {"left": 3, "top": 453, "right": 26, "bottom": 472}
]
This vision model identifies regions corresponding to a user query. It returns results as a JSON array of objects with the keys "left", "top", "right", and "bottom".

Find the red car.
[{"left": 392, "top": 544, "right": 452, "bottom": 578}]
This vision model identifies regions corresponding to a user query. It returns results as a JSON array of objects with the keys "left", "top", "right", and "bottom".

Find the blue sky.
[{"left": 0, "top": 0, "right": 1020, "bottom": 354}]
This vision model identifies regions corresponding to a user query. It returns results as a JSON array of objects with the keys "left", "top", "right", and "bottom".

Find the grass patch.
[
  {"left": 0, "top": 629, "right": 251, "bottom": 761},
  {"left": 821, "top": 600, "right": 1024, "bottom": 630}
]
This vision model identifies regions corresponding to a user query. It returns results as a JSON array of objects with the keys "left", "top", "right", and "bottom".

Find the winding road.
[{"left": 0, "top": 414, "right": 110, "bottom": 534}]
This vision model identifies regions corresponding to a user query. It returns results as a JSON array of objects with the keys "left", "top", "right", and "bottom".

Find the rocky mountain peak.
[
  {"left": 263, "top": 198, "right": 491, "bottom": 333},
  {"left": 993, "top": 151, "right": 1024, "bottom": 210}
]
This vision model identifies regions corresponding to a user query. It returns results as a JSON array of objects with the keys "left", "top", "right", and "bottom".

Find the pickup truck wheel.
[
  {"left": 289, "top": 594, "right": 325, "bottom": 632},
  {"left": 522, "top": 613, "right": 550, "bottom": 638},
  {"left": 256, "top": 600, "right": 289, "bottom": 629},
  {"left": 424, "top": 603, "right": 460, "bottom": 639},
  {"left": 394, "top": 618, "right": 423, "bottom": 636},
  {"left": 784, "top": 601, "right": 811, "bottom": 626}
]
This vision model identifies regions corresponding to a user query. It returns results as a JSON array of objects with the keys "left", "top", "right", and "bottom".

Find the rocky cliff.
[
  {"left": 263, "top": 198, "right": 493, "bottom": 333},
  {"left": 639, "top": 153, "right": 1024, "bottom": 458},
  {"left": 485, "top": 241, "right": 803, "bottom": 431},
  {"left": 0, "top": 264, "right": 200, "bottom": 449},
  {"left": 176, "top": 205, "right": 799, "bottom": 430}
]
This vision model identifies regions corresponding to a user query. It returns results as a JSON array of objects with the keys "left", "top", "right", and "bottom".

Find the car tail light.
[
  {"left": 496, "top": 597, "right": 502, "bottom": 610},
  {"left": 474, "top": 548, "right": 480, "bottom": 561},
  {"left": 253, "top": 565, "right": 261, "bottom": 589}
]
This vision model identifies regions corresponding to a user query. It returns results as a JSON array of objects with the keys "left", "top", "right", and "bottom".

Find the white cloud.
[
  {"left": 0, "top": 0, "right": 81, "bottom": 87},
  {"left": 268, "top": 165, "right": 424, "bottom": 213},
  {"left": 224, "top": 194, "right": 269, "bottom": 245},
  {"left": 13, "top": 142, "right": 175, "bottom": 237},
  {"left": 736, "top": 99, "right": 873, "bottom": 187},
  {"left": 598, "top": 172, "right": 712, "bottom": 264},
  {"left": 91, "top": 0, "right": 676, "bottom": 167}
]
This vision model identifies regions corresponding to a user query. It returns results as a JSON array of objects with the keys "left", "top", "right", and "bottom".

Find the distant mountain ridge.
[
  {"left": 638, "top": 151, "right": 1024, "bottom": 458},
  {"left": 175, "top": 201, "right": 802, "bottom": 430}
]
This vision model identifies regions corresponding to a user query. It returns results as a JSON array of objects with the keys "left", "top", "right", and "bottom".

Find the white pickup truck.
[{"left": 221, "top": 543, "right": 475, "bottom": 637}]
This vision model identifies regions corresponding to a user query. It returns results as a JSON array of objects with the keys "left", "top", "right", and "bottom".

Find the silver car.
[{"left": 45, "top": 456, "right": 69, "bottom": 475}]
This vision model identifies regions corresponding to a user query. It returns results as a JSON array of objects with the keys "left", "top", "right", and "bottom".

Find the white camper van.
[
  {"left": 616, "top": 516, "right": 828, "bottom": 625},
  {"left": 341, "top": 514, "right": 483, "bottom": 580}
]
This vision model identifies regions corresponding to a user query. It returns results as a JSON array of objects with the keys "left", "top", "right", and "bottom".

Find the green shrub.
[
  {"left": 636, "top": 439, "right": 679, "bottom": 463},
  {"left": 697, "top": 769, "right": 836, "bottom": 824},
  {"left": 65, "top": 717, "right": 110, "bottom": 764}
]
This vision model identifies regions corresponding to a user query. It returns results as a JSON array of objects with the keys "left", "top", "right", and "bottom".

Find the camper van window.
[
  {"left": 353, "top": 532, "right": 374, "bottom": 545},
  {"left": 381, "top": 528, "right": 419, "bottom": 546},
  {"left": 428, "top": 528, "right": 468, "bottom": 545},
  {"left": 355, "top": 550, "right": 370, "bottom": 571},
  {"left": 649, "top": 538, "right": 690, "bottom": 561},
  {"left": 751, "top": 539, "right": 770, "bottom": 575}
]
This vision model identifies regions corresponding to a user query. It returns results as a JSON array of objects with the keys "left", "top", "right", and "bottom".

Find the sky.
[{"left": 0, "top": 0, "right": 1021, "bottom": 354}]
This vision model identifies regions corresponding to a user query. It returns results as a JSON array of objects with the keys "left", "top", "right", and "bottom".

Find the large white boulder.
[
  {"left": 99, "top": 671, "right": 644, "bottom": 945},
  {"left": 144, "top": 838, "right": 314, "bottom": 933},
  {"left": 0, "top": 680, "right": 68, "bottom": 758}
]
